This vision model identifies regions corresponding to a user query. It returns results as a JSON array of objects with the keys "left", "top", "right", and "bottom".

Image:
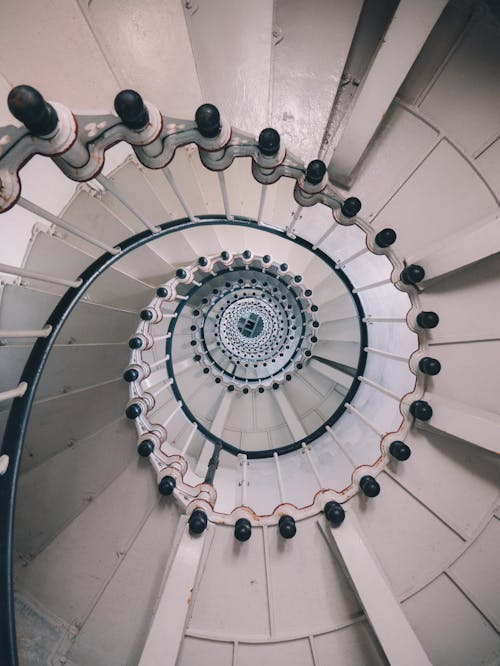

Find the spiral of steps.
[{"left": 0, "top": 2, "right": 499, "bottom": 665}]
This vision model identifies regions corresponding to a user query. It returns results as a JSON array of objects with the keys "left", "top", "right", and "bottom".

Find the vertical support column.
[
  {"left": 322, "top": 514, "right": 431, "bottom": 665},
  {"left": 138, "top": 517, "right": 210, "bottom": 666},
  {"left": 195, "top": 390, "right": 233, "bottom": 475}
]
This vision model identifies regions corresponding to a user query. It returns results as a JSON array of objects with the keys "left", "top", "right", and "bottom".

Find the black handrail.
[
  {"left": 163, "top": 228, "right": 367, "bottom": 458},
  {"left": 0, "top": 215, "right": 366, "bottom": 664}
]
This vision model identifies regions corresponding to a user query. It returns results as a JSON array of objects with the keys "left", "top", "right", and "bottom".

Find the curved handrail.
[
  {"left": 0, "top": 214, "right": 367, "bottom": 663},
  {"left": 162, "top": 227, "right": 368, "bottom": 458}
]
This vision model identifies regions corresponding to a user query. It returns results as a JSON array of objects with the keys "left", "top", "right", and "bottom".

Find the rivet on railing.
[{"left": 140, "top": 309, "right": 154, "bottom": 321}]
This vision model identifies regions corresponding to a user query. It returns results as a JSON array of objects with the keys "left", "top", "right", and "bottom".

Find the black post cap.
[
  {"left": 128, "top": 336, "right": 143, "bottom": 349},
  {"left": 419, "top": 357, "right": 441, "bottom": 375},
  {"left": 374, "top": 228, "right": 397, "bottom": 248},
  {"left": 416, "top": 311, "right": 439, "bottom": 329},
  {"left": 158, "top": 475, "right": 176, "bottom": 496},
  {"left": 401, "top": 264, "right": 425, "bottom": 285},
  {"left": 195, "top": 103, "right": 221, "bottom": 138},
  {"left": 341, "top": 197, "right": 361, "bottom": 218},
  {"left": 8, "top": 85, "right": 58, "bottom": 136},
  {"left": 410, "top": 400, "right": 433, "bottom": 421},
  {"left": 389, "top": 441, "right": 411, "bottom": 461},
  {"left": 242, "top": 250, "right": 252, "bottom": 259},
  {"left": 114, "top": 90, "right": 149, "bottom": 130},
  {"left": 156, "top": 287, "right": 168, "bottom": 297},
  {"left": 262, "top": 254, "right": 271, "bottom": 263},
  {"left": 305, "top": 159, "right": 326, "bottom": 185},
  {"left": 280, "top": 263, "right": 288, "bottom": 272},
  {"left": 198, "top": 256, "right": 209, "bottom": 267},
  {"left": 138, "top": 439, "right": 155, "bottom": 457},
  {"left": 176, "top": 268, "right": 188, "bottom": 279},
  {"left": 234, "top": 518, "right": 252, "bottom": 542},
  {"left": 189, "top": 509, "right": 208, "bottom": 534},
  {"left": 123, "top": 368, "right": 139, "bottom": 382},
  {"left": 140, "top": 309, "right": 154, "bottom": 321},
  {"left": 125, "top": 403, "right": 142, "bottom": 419},
  {"left": 258, "top": 127, "right": 280, "bottom": 156},
  {"left": 360, "top": 475, "right": 380, "bottom": 497},
  {"left": 324, "top": 501, "right": 345, "bottom": 526},
  {"left": 220, "top": 250, "right": 230, "bottom": 261},
  {"left": 278, "top": 514, "right": 296, "bottom": 539}
]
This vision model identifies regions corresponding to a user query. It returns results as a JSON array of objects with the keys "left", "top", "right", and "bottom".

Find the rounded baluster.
[
  {"left": 137, "top": 439, "right": 155, "bottom": 457},
  {"left": 340, "top": 197, "right": 361, "bottom": 219},
  {"left": 410, "top": 400, "right": 433, "bottom": 421},
  {"left": 189, "top": 508, "right": 208, "bottom": 534},
  {"left": 324, "top": 501, "right": 345, "bottom": 526},
  {"left": 123, "top": 368, "right": 139, "bottom": 382},
  {"left": 389, "top": 441, "right": 411, "bottom": 461},
  {"left": 234, "top": 518, "right": 252, "bottom": 542},
  {"left": 114, "top": 90, "right": 149, "bottom": 130},
  {"left": 401, "top": 264, "right": 425, "bottom": 285},
  {"left": 416, "top": 311, "right": 439, "bottom": 329},
  {"left": 125, "top": 403, "right": 142, "bottom": 420},
  {"left": 419, "top": 357, "right": 441, "bottom": 375},
  {"left": 305, "top": 159, "right": 326, "bottom": 185},
  {"left": 374, "top": 228, "right": 397, "bottom": 248},
  {"left": 158, "top": 475, "right": 176, "bottom": 496},
  {"left": 8, "top": 84, "right": 58, "bottom": 136},
  {"left": 195, "top": 103, "right": 221, "bottom": 138},
  {"left": 258, "top": 127, "right": 280, "bottom": 156},
  {"left": 359, "top": 475, "right": 380, "bottom": 497},
  {"left": 278, "top": 514, "right": 296, "bottom": 539}
]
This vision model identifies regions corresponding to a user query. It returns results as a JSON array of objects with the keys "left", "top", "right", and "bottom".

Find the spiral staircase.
[{"left": 0, "top": 1, "right": 499, "bottom": 665}]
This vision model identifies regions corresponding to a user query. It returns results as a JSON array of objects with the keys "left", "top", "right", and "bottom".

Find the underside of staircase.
[{"left": 0, "top": 1, "right": 499, "bottom": 665}]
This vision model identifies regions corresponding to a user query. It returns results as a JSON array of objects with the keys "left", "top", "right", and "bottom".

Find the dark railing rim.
[
  {"left": 163, "top": 228, "right": 367, "bottom": 458},
  {"left": 0, "top": 214, "right": 367, "bottom": 664}
]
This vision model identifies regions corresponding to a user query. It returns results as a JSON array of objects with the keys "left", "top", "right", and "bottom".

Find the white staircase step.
[{"left": 15, "top": 417, "right": 135, "bottom": 559}]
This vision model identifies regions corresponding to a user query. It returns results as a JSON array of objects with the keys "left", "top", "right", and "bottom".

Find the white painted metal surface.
[
  {"left": 139, "top": 519, "right": 210, "bottom": 666},
  {"left": 411, "top": 212, "right": 500, "bottom": 284},
  {"left": 330, "top": 0, "right": 447, "bottom": 185},
  {"left": 418, "top": 394, "right": 500, "bottom": 455},
  {"left": 323, "top": 515, "right": 432, "bottom": 666}
]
